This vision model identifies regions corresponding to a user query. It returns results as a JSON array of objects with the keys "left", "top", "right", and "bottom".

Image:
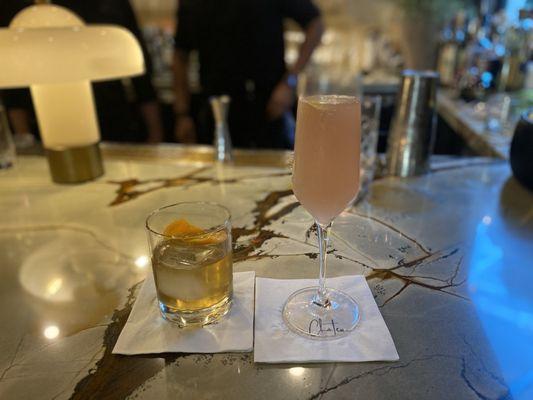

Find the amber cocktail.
[{"left": 146, "top": 202, "right": 233, "bottom": 327}]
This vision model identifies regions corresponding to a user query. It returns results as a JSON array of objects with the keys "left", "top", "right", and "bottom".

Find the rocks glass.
[{"left": 145, "top": 202, "right": 233, "bottom": 327}]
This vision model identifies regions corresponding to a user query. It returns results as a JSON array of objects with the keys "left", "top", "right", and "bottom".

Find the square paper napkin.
[
  {"left": 113, "top": 271, "right": 255, "bottom": 355},
  {"left": 254, "top": 275, "right": 399, "bottom": 363}
]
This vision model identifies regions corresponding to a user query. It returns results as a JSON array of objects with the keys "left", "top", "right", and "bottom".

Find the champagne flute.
[{"left": 282, "top": 93, "right": 361, "bottom": 339}]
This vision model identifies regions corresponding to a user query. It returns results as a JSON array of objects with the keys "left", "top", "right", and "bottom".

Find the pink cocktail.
[{"left": 283, "top": 95, "right": 361, "bottom": 339}]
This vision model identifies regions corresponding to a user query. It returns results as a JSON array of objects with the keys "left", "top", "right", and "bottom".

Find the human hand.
[
  {"left": 174, "top": 115, "right": 197, "bottom": 144},
  {"left": 266, "top": 80, "right": 295, "bottom": 121}
]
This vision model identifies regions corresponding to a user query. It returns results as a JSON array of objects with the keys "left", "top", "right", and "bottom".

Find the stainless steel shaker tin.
[{"left": 386, "top": 70, "right": 439, "bottom": 177}]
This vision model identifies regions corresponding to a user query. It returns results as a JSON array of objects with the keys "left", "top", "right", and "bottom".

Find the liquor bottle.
[
  {"left": 437, "top": 12, "right": 467, "bottom": 87},
  {"left": 456, "top": 17, "right": 480, "bottom": 84},
  {"left": 498, "top": 9, "right": 532, "bottom": 91}
]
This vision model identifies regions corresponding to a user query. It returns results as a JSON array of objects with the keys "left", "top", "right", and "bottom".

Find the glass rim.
[
  {"left": 298, "top": 94, "right": 361, "bottom": 104},
  {"left": 145, "top": 201, "right": 231, "bottom": 238}
]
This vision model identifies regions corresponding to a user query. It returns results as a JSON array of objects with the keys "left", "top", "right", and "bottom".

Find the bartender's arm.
[
  {"left": 266, "top": 17, "right": 324, "bottom": 120},
  {"left": 1, "top": 88, "right": 35, "bottom": 143},
  {"left": 140, "top": 102, "right": 165, "bottom": 143},
  {"left": 121, "top": 0, "right": 164, "bottom": 143},
  {"left": 173, "top": 50, "right": 196, "bottom": 143},
  {"left": 173, "top": 0, "right": 196, "bottom": 144},
  {"left": 7, "top": 108, "right": 32, "bottom": 135}
]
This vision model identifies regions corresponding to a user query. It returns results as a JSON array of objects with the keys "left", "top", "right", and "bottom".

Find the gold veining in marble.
[{"left": 107, "top": 167, "right": 291, "bottom": 207}]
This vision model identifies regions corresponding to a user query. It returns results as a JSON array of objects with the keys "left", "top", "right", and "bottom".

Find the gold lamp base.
[{"left": 46, "top": 143, "right": 104, "bottom": 184}]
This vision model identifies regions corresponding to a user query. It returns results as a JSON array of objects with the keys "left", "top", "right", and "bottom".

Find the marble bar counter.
[
  {"left": 437, "top": 90, "right": 512, "bottom": 159},
  {"left": 1, "top": 145, "right": 532, "bottom": 400}
]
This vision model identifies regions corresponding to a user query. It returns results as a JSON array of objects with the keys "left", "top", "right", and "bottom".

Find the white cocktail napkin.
[
  {"left": 254, "top": 275, "right": 399, "bottom": 363},
  {"left": 113, "top": 271, "right": 255, "bottom": 355}
]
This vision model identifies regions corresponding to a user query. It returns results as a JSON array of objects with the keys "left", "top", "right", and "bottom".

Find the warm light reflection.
[
  {"left": 289, "top": 367, "right": 305, "bottom": 377},
  {"left": 43, "top": 325, "right": 60, "bottom": 339},
  {"left": 135, "top": 255, "right": 149, "bottom": 269},
  {"left": 46, "top": 277, "right": 63, "bottom": 296}
]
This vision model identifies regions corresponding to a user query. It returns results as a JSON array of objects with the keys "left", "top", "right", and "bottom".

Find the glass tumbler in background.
[
  {"left": 354, "top": 95, "right": 382, "bottom": 204},
  {"left": 145, "top": 202, "right": 233, "bottom": 327}
]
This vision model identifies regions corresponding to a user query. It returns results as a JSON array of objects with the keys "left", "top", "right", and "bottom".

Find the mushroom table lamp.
[{"left": 0, "top": 2, "right": 145, "bottom": 183}]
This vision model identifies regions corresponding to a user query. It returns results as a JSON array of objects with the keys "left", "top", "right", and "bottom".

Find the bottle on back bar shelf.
[
  {"left": 498, "top": 9, "right": 532, "bottom": 92},
  {"left": 437, "top": 12, "right": 467, "bottom": 87}
]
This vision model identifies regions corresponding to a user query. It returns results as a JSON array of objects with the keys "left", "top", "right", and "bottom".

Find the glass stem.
[{"left": 315, "top": 221, "right": 332, "bottom": 308}]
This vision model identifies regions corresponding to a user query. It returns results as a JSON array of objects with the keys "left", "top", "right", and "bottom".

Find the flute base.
[{"left": 282, "top": 286, "right": 360, "bottom": 340}]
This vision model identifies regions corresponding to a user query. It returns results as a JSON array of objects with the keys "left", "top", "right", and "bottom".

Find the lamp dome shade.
[
  {"left": 0, "top": 5, "right": 145, "bottom": 88},
  {"left": 10, "top": 4, "right": 84, "bottom": 28}
]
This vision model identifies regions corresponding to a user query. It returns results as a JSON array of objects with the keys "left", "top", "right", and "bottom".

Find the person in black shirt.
[
  {"left": 174, "top": 0, "right": 324, "bottom": 149},
  {"left": 0, "top": 0, "right": 164, "bottom": 143}
]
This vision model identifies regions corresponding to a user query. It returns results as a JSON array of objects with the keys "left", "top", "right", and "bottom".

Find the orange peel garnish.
[
  {"left": 163, "top": 219, "right": 227, "bottom": 245},
  {"left": 163, "top": 218, "right": 203, "bottom": 236}
]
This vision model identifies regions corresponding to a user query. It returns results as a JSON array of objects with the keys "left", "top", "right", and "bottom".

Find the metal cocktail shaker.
[
  {"left": 386, "top": 70, "right": 439, "bottom": 176},
  {"left": 210, "top": 95, "right": 233, "bottom": 163}
]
